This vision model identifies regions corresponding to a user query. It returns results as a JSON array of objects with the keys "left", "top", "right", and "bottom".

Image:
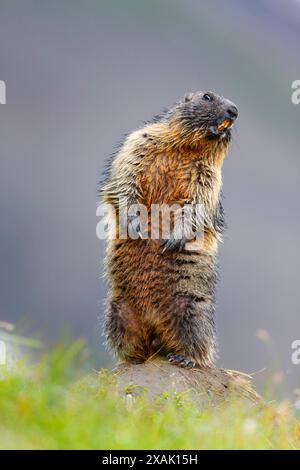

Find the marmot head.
[{"left": 167, "top": 91, "right": 238, "bottom": 145}]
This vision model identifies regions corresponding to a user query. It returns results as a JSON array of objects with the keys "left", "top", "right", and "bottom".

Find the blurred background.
[{"left": 0, "top": 0, "right": 299, "bottom": 396}]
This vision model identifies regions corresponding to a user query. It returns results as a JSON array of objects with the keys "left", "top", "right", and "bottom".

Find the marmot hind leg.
[
  {"left": 105, "top": 299, "right": 153, "bottom": 363},
  {"left": 157, "top": 293, "right": 217, "bottom": 368}
]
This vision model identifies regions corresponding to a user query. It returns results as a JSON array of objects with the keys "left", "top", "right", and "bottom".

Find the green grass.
[{"left": 0, "top": 342, "right": 299, "bottom": 450}]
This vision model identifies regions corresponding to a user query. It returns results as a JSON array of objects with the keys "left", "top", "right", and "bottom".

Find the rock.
[{"left": 114, "top": 359, "right": 262, "bottom": 408}]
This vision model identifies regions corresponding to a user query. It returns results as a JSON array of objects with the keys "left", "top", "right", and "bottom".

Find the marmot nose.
[{"left": 225, "top": 104, "right": 238, "bottom": 121}]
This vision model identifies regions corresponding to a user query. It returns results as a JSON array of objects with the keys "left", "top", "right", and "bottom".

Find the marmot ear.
[{"left": 184, "top": 92, "right": 193, "bottom": 102}]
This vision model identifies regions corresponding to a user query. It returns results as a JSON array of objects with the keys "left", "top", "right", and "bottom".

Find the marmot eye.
[{"left": 203, "top": 93, "right": 213, "bottom": 102}]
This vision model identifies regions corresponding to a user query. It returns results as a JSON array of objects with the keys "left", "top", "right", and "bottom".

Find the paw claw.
[{"left": 167, "top": 354, "right": 196, "bottom": 369}]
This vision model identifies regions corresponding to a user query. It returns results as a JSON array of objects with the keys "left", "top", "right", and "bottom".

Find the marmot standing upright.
[{"left": 100, "top": 91, "right": 238, "bottom": 368}]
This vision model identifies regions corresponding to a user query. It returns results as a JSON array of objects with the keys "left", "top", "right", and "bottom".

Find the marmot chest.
[{"left": 137, "top": 152, "right": 221, "bottom": 209}]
